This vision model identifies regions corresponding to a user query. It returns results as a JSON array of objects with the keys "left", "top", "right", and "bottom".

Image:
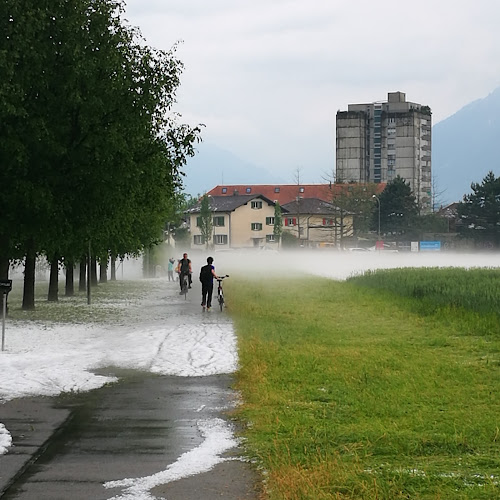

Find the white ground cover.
[
  {"left": 0, "top": 271, "right": 238, "bottom": 497},
  {"left": 1, "top": 250, "right": 499, "bottom": 497}
]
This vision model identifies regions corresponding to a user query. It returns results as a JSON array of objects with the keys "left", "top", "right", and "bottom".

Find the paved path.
[{"left": 0, "top": 278, "right": 260, "bottom": 499}]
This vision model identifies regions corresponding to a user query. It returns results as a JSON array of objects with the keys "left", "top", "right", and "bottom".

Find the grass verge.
[{"left": 226, "top": 273, "right": 500, "bottom": 499}]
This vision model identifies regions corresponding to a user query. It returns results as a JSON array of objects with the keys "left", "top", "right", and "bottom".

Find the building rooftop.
[
  {"left": 186, "top": 194, "right": 286, "bottom": 213},
  {"left": 206, "top": 183, "right": 384, "bottom": 205}
]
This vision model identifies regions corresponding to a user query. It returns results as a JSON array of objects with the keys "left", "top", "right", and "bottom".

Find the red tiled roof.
[{"left": 206, "top": 183, "right": 386, "bottom": 205}]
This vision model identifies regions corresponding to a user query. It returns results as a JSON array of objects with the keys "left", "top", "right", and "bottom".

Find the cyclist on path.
[
  {"left": 199, "top": 256, "right": 218, "bottom": 311},
  {"left": 179, "top": 253, "right": 192, "bottom": 292}
]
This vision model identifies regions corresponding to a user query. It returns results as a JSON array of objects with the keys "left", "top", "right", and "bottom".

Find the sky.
[
  {"left": 123, "top": 0, "right": 500, "bottom": 185},
  {"left": 2, "top": 251, "right": 500, "bottom": 497}
]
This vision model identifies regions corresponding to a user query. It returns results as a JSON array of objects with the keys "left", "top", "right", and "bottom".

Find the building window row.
[
  {"left": 194, "top": 234, "right": 228, "bottom": 245},
  {"left": 197, "top": 216, "right": 225, "bottom": 227}
]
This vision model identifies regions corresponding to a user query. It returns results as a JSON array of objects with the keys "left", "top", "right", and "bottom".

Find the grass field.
[{"left": 226, "top": 269, "right": 500, "bottom": 499}]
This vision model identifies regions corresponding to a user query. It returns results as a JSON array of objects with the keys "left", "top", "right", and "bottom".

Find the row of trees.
[
  {"left": 276, "top": 171, "right": 499, "bottom": 247},
  {"left": 1, "top": 0, "right": 201, "bottom": 308},
  {"left": 329, "top": 172, "right": 500, "bottom": 247}
]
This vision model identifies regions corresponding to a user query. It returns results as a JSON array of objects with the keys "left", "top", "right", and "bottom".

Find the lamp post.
[{"left": 372, "top": 194, "right": 381, "bottom": 241}]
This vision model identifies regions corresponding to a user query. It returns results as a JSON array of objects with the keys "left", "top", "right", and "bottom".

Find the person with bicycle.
[
  {"left": 178, "top": 253, "right": 192, "bottom": 294},
  {"left": 199, "top": 256, "right": 218, "bottom": 310}
]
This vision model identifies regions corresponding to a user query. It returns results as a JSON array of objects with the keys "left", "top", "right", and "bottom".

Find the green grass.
[{"left": 226, "top": 271, "right": 500, "bottom": 499}]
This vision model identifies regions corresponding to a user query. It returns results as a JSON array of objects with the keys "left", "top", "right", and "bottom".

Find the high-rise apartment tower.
[{"left": 336, "top": 92, "right": 432, "bottom": 211}]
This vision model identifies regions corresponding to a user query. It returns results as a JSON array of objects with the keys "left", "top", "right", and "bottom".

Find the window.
[
  {"left": 251, "top": 201, "right": 263, "bottom": 209},
  {"left": 221, "top": 187, "right": 227, "bottom": 194},
  {"left": 266, "top": 216, "right": 275, "bottom": 225},
  {"left": 214, "top": 234, "right": 228, "bottom": 245},
  {"left": 193, "top": 235, "right": 204, "bottom": 245},
  {"left": 266, "top": 234, "right": 275, "bottom": 242},
  {"left": 213, "top": 216, "right": 225, "bottom": 226},
  {"left": 285, "top": 218, "right": 296, "bottom": 226},
  {"left": 274, "top": 187, "right": 280, "bottom": 193},
  {"left": 251, "top": 223, "right": 263, "bottom": 231},
  {"left": 246, "top": 187, "right": 251, "bottom": 193},
  {"left": 196, "top": 216, "right": 202, "bottom": 227},
  {"left": 323, "top": 218, "right": 334, "bottom": 226}
]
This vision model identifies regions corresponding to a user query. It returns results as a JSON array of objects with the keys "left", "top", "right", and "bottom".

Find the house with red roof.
[{"left": 206, "top": 183, "right": 385, "bottom": 205}]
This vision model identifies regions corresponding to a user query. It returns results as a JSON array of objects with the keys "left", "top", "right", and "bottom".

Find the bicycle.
[
  {"left": 216, "top": 275, "right": 229, "bottom": 311},
  {"left": 180, "top": 272, "right": 189, "bottom": 299}
]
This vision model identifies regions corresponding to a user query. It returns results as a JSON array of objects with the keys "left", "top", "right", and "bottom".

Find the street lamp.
[{"left": 372, "top": 194, "right": 381, "bottom": 240}]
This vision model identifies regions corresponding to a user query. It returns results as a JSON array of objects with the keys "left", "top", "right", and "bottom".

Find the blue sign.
[{"left": 419, "top": 241, "right": 441, "bottom": 251}]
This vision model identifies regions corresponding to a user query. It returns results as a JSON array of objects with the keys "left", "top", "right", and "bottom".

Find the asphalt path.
[{"left": 0, "top": 277, "right": 259, "bottom": 499}]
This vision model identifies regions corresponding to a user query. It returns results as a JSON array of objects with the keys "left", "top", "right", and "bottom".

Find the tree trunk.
[
  {"left": 79, "top": 259, "right": 86, "bottom": 292},
  {"left": 65, "top": 261, "right": 74, "bottom": 297},
  {"left": 48, "top": 256, "right": 59, "bottom": 302},
  {"left": 22, "top": 241, "right": 36, "bottom": 310},
  {"left": 0, "top": 256, "right": 9, "bottom": 280},
  {"left": 99, "top": 259, "right": 107, "bottom": 283},
  {"left": 110, "top": 255, "right": 116, "bottom": 281},
  {"left": 90, "top": 257, "right": 98, "bottom": 286}
]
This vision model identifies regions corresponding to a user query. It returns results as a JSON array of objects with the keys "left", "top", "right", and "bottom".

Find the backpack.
[{"left": 199, "top": 264, "right": 212, "bottom": 283}]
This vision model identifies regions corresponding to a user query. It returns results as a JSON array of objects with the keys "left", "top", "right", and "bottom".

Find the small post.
[{"left": 1, "top": 279, "right": 13, "bottom": 351}]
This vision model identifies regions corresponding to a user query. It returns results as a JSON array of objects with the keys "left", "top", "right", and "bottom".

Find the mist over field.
[
  {"left": 7, "top": 249, "right": 500, "bottom": 285},
  {"left": 206, "top": 249, "right": 500, "bottom": 281}
]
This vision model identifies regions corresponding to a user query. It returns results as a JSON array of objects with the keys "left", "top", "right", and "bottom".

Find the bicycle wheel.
[{"left": 219, "top": 294, "right": 224, "bottom": 311}]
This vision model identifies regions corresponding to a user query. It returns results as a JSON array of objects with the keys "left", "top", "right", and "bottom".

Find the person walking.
[
  {"left": 179, "top": 253, "right": 192, "bottom": 293},
  {"left": 167, "top": 257, "right": 175, "bottom": 281},
  {"left": 199, "top": 256, "right": 218, "bottom": 310}
]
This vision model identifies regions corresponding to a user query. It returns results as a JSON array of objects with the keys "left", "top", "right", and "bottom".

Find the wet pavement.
[{"left": 0, "top": 278, "right": 260, "bottom": 499}]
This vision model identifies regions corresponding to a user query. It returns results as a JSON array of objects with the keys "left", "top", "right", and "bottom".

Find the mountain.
[
  {"left": 182, "top": 142, "right": 285, "bottom": 196},
  {"left": 433, "top": 87, "right": 500, "bottom": 204}
]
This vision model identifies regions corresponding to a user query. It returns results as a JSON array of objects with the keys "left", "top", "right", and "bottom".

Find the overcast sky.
[{"left": 123, "top": 0, "right": 500, "bottom": 184}]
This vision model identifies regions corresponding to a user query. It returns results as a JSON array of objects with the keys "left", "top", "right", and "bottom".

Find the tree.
[
  {"left": 457, "top": 171, "right": 500, "bottom": 247},
  {"left": 199, "top": 195, "right": 213, "bottom": 249},
  {"left": 273, "top": 202, "right": 283, "bottom": 247},
  {"left": 323, "top": 167, "right": 379, "bottom": 242},
  {"left": 328, "top": 183, "right": 375, "bottom": 245},
  {"left": 0, "top": 0, "right": 201, "bottom": 308},
  {"left": 374, "top": 176, "right": 418, "bottom": 237}
]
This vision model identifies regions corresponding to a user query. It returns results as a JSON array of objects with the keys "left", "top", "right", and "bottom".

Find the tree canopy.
[
  {"left": 373, "top": 176, "right": 418, "bottom": 237},
  {"left": 0, "top": 0, "right": 201, "bottom": 307},
  {"left": 199, "top": 195, "right": 213, "bottom": 249},
  {"left": 273, "top": 201, "right": 283, "bottom": 246},
  {"left": 457, "top": 171, "right": 500, "bottom": 247}
]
